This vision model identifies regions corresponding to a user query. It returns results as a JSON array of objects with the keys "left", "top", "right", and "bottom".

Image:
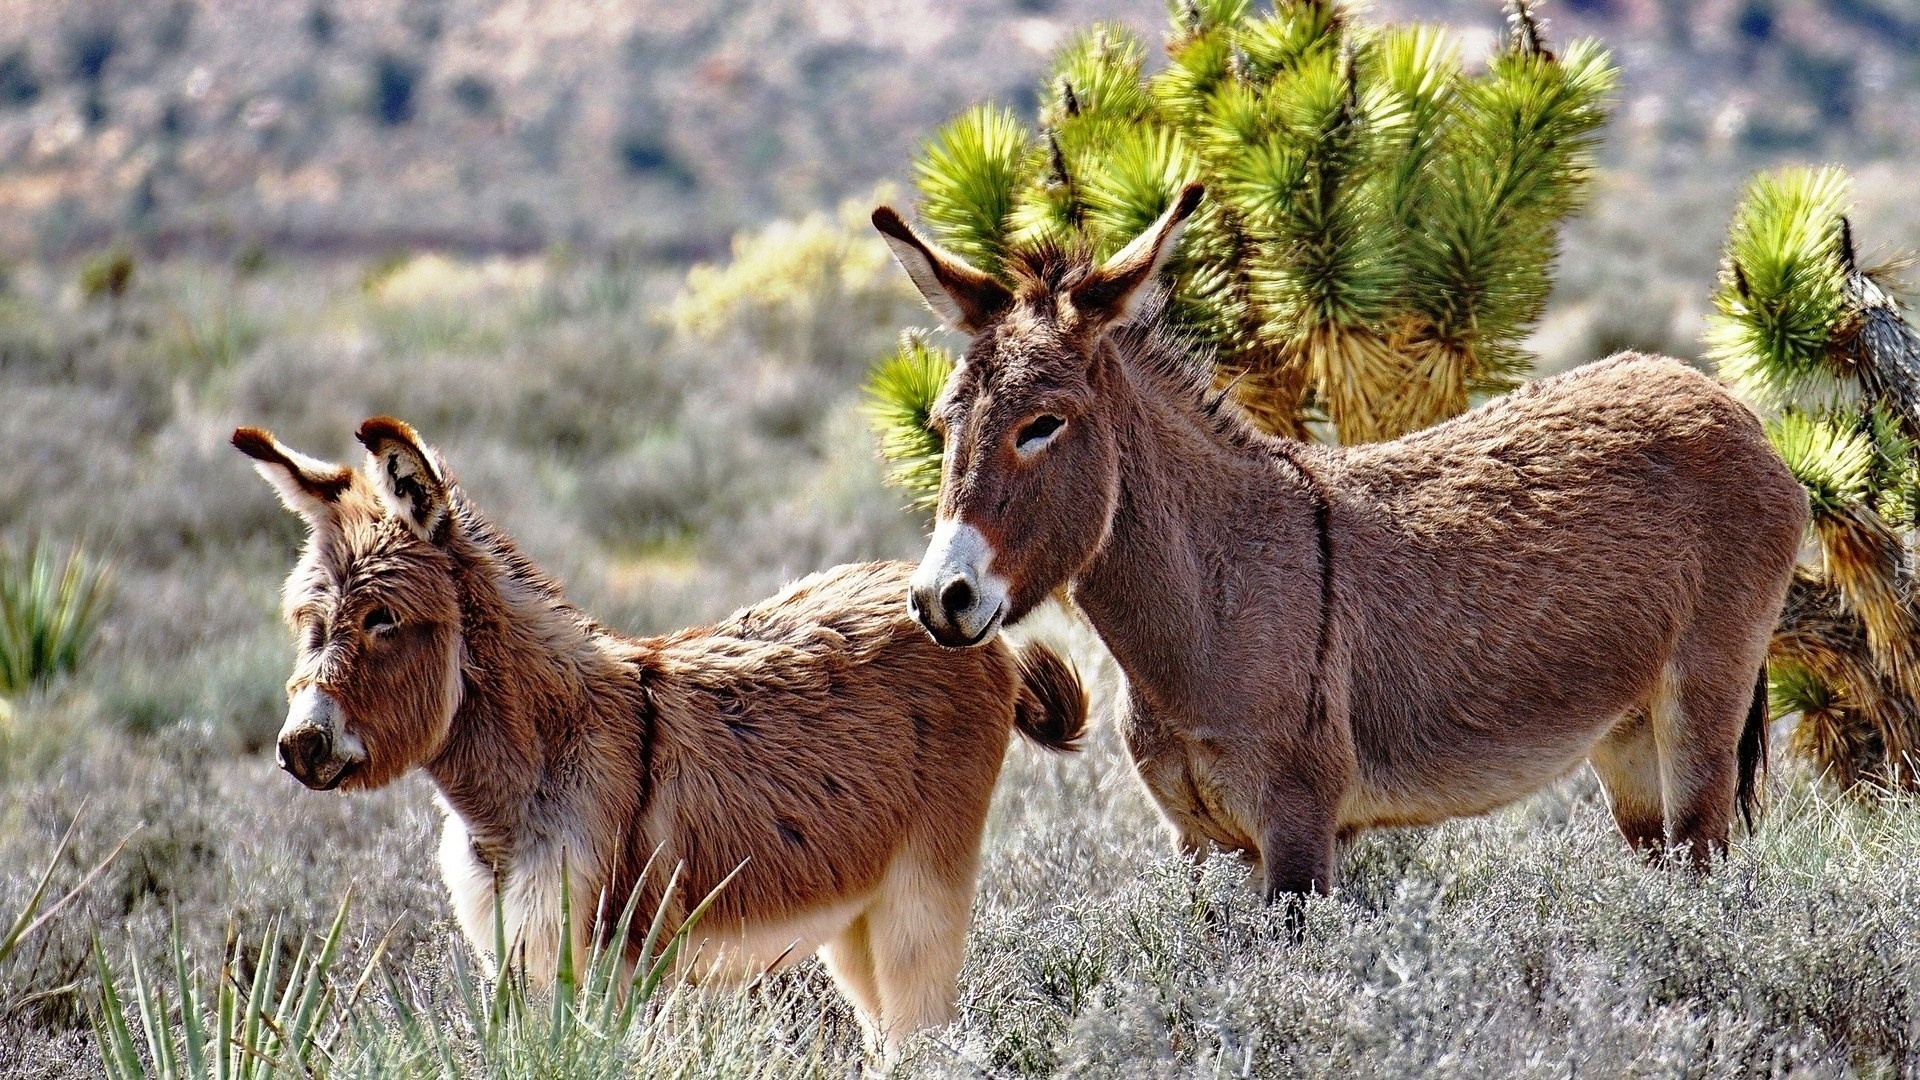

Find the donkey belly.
[
  {"left": 681, "top": 892, "right": 873, "bottom": 983},
  {"left": 1342, "top": 707, "right": 1620, "bottom": 831}
]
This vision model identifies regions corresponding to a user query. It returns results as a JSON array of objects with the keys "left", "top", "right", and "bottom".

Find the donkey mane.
[
  {"left": 1107, "top": 295, "right": 1311, "bottom": 473},
  {"left": 1001, "top": 237, "right": 1093, "bottom": 297}
]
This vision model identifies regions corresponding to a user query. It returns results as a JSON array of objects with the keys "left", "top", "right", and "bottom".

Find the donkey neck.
[
  {"left": 1071, "top": 353, "right": 1322, "bottom": 709},
  {"left": 425, "top": 524, "right": 649, "bottom": 860}
]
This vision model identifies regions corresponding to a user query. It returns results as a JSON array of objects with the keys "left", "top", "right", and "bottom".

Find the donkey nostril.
[
  {"left": 939, "top": 578, "right": 975, "bottom": 620},
  {"left": 280, "top": 726, "right": 331, "bottom": 776}
]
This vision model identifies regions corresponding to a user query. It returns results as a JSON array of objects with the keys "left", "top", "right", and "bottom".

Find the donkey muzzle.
[
  {"left": 909, "top": 519, "right": 1009, "bottom": 648},
  {"left": 277, "top": 686, "right": 362, "bottom": 790}
]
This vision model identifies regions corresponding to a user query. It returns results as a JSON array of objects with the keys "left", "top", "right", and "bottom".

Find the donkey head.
[
  {"left": 235, "top": 418, "right": 465, "bottom": 791},
  {"left": 874, "top": 183, "right": 1203, "bottom": 647}
]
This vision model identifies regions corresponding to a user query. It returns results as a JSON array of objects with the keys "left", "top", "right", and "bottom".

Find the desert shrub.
[
  {"left": 62, "top": 22, "right": 114, "bottom": 84},
  {"left": 95, "top": 869, "right": 757, "bottom": 1079},
  {"left": 0, "top": 46, "right": 38, "bottom": 108},
  {"left": 369, "top": 53, "right": 421, "bottom": 127},
  {"left": 616, "top": 129, "right": 697, "bottom": 189},
  {"left": 0, "top": 539, "right": 110, "bottom": 697},
  {"left": 158, "top": 268, "right": 262, "bottom": 378},
  {"left": 77, "top": 249, "right": 135, "bottom": 304},
  {"left": 103, "top": 633, "right": 286, "bottom": 751},
  {"left": 578, "top": 428, "right": 741, "bottom": 549},
  {"left": 670, "top": 193, "right": 925, "bottom": 377},
  {"left": 1708, "top": 166, "right": 1920, "bottom": 790},
  {"left": 867, "top": 0, "right": 1616, "bottom": 465},
  {"left": 153, "top": 1, "right": 194, "bottom": 55},
  {"left": 450, "top": 72, "right": 495, "bottom": 116}
]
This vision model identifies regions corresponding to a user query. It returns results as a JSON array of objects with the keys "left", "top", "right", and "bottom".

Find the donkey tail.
[
  {"left": 1011, "top": 643, "right": 1088, "bottom": 753},
  {"left": 1737, "top": 663, "right": 1771, "bottom": 833}
]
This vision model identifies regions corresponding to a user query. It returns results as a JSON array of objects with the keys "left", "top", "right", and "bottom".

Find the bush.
[
  {"left": 450, "top": 72, "right": 495, "bottom": 115},
  {"left": 0, "top": 47, "right": 38, "bottom": 108},
  {"left": 96, "top": 873, "right": 743, "bottom": 1078},
  {"left": 62, "top": 24, "right": 114, "bottom": 84},
  {"left": 0, "top": 539, "right": 110, "bottom": 697},
  {"left": 77, "top": 249, "right": 135, "bottom": 304},
  {"left": 369, "top": 53, "right": 421, "bottom": 126}
]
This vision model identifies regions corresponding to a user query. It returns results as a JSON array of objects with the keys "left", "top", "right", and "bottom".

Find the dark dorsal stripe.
[{"left": 1268, "top": 442, "right": 1334, "bottom": 729}]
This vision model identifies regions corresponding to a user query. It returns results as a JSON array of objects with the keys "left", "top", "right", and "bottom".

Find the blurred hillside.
[{"left": 3, "top": 0, "right": 1917, "bottom": 264}]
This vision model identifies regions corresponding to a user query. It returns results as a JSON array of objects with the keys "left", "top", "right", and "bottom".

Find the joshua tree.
[
  {"left": 1708, "top": 166, "right": 1920, "bottom": 791},
  {"left": 866, "top": 0, "right": 1617, "bottom": 505}
]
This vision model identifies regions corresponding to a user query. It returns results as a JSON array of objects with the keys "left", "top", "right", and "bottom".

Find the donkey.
[
  {"left": 873, "top": 183, "right": 1808, "bottom": 898},
  {"left": 234, "top": 417, "right": 1086, "bottom": 1053}
]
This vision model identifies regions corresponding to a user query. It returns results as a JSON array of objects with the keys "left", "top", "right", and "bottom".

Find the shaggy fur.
[
  {"left": 235, "top": 418, "right": 1087, "bottom": 1053},
  {"left": 878, "top": 184, "right": 1808, "bottom": 896}
]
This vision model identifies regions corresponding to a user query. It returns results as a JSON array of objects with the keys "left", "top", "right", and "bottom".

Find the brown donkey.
[
  {"left": 234, "top": 417, "right": 1086, "bottom": 1053},
  {"left": 874, "top": 183, "right": 1807, "bottom": 897}
]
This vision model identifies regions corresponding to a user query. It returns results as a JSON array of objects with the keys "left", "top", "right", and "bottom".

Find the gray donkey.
[{"left": 874, "top": 183, "right": 1808, "bottom": 897}]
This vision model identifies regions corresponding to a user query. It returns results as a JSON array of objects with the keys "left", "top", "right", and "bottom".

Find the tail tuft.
[
  {"left": 1011, "top": 643, "right": 1088, "bottom": 753},
  {"left": 1737, "top": 663, "right": 1771, "bottom": 833}
]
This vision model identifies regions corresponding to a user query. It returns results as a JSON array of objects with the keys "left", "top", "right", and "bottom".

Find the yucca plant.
[
  {"left": 95, "top": 859, "right": 740, "bottom": 1077},
  {"left": 863, "top": 333, "right": 952, "bottom": 512},
  {"left": 95, "top": 900, "right": 363, "bottom": 1080},
  {"left": 1708, "top": 165, "right": 1920, "bottom": 791},
  {"left": 866, "top": 0, "right": 1617, "bottom": 502},
  {"left": 0, "top": 538, "right": 112, "bottom": 696}
]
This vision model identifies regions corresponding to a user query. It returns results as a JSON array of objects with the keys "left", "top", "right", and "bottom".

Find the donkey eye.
[
  {"left": 1015, "top": 415, "right": 1065, "bottom": 454},
  {"left": 362, "top": 607, "right": 398, "bottom": 635}
]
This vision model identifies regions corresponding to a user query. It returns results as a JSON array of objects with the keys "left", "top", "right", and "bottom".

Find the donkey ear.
[
  {"left": 1067, "top": 183, "right": 1204, "bottom": 330},
  {"left": 872, "top": 206, "right": 1012, "bottom": 334},
  {"left": 232, "top": 427, "right": 353, "bottom": 525},
  {"left": 355, "top": 416, "right": 451, "bottom": 543}
]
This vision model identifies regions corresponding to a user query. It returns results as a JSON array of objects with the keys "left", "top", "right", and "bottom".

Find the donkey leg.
[
  {"left": 1655, "top": 659, "right": 1750, "bottom": 869},
  {"left": 1255, "top": 776, "right": 1339, "bottom": 900},
  {"left": 1120, "top": 715, "right": 1219, "bottom": 860},
  {"left": 1588, "top": 705, "right": 1668, "bottom": 857},
  {"left": 867, "top": 855, "right": 972, "bottom": 1056},
  {"left": 820, "top": 914, "right": 884, "bottom": 1053}
]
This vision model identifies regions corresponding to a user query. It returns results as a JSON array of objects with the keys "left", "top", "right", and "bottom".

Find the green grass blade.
[
  {"left": 128, "top": 945, "right": 177, "bottom": 1079},
  {"left": 92, "top": 936, "right": 145, "bottom": 1080},
  {"left": 216, "top": 933, "right": 237, "bottom": 1080},
  {"left": 283, "top": 892, "right": 351, "bottom": 1061},
  {"left": 7, "top": 824, "right": 136, "bottom": 966},
  {"left": 172, "top": 916, "right": 209, "bottom": 1080},
  {"left": 550, "top": 855, "right": 575, "bottom": 1048},
  {"left": 0, "top": 810, "right": 78, "bottom": 967},
  {"left": 240, "top": 927, "right": 278, "bottom": 1078},
  {"left": 642, "top": 859, "right": 746, "bottom": 1000}
]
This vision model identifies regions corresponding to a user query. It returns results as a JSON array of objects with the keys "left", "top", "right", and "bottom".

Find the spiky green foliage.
[
  {"left": 1712, "top": 168, "right": 1920, "bottom": 791},
  {"left": 1708, "top": 166, "right": 1857, "bottom": 413},
  {"left": 915, "top": 106, "right": 1036, "bottom": 276},
  {"left": 865, "top": 334, "right": 953, "bottom": 512},
  {"left": 0, "top": 538, "right": 112, "bottom": 696},
  {"left": 96, "top": 898, "right": 359, "bottom": 1079},
  {"left": 94, "top": 863, "right": 741, "bottom": 1077},
  {"left": 866, "top": 0, "right": 1616, "bottom": 497},
  {"left": 1767, "top": 412, "right": 1873, "bottom": 516}
]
